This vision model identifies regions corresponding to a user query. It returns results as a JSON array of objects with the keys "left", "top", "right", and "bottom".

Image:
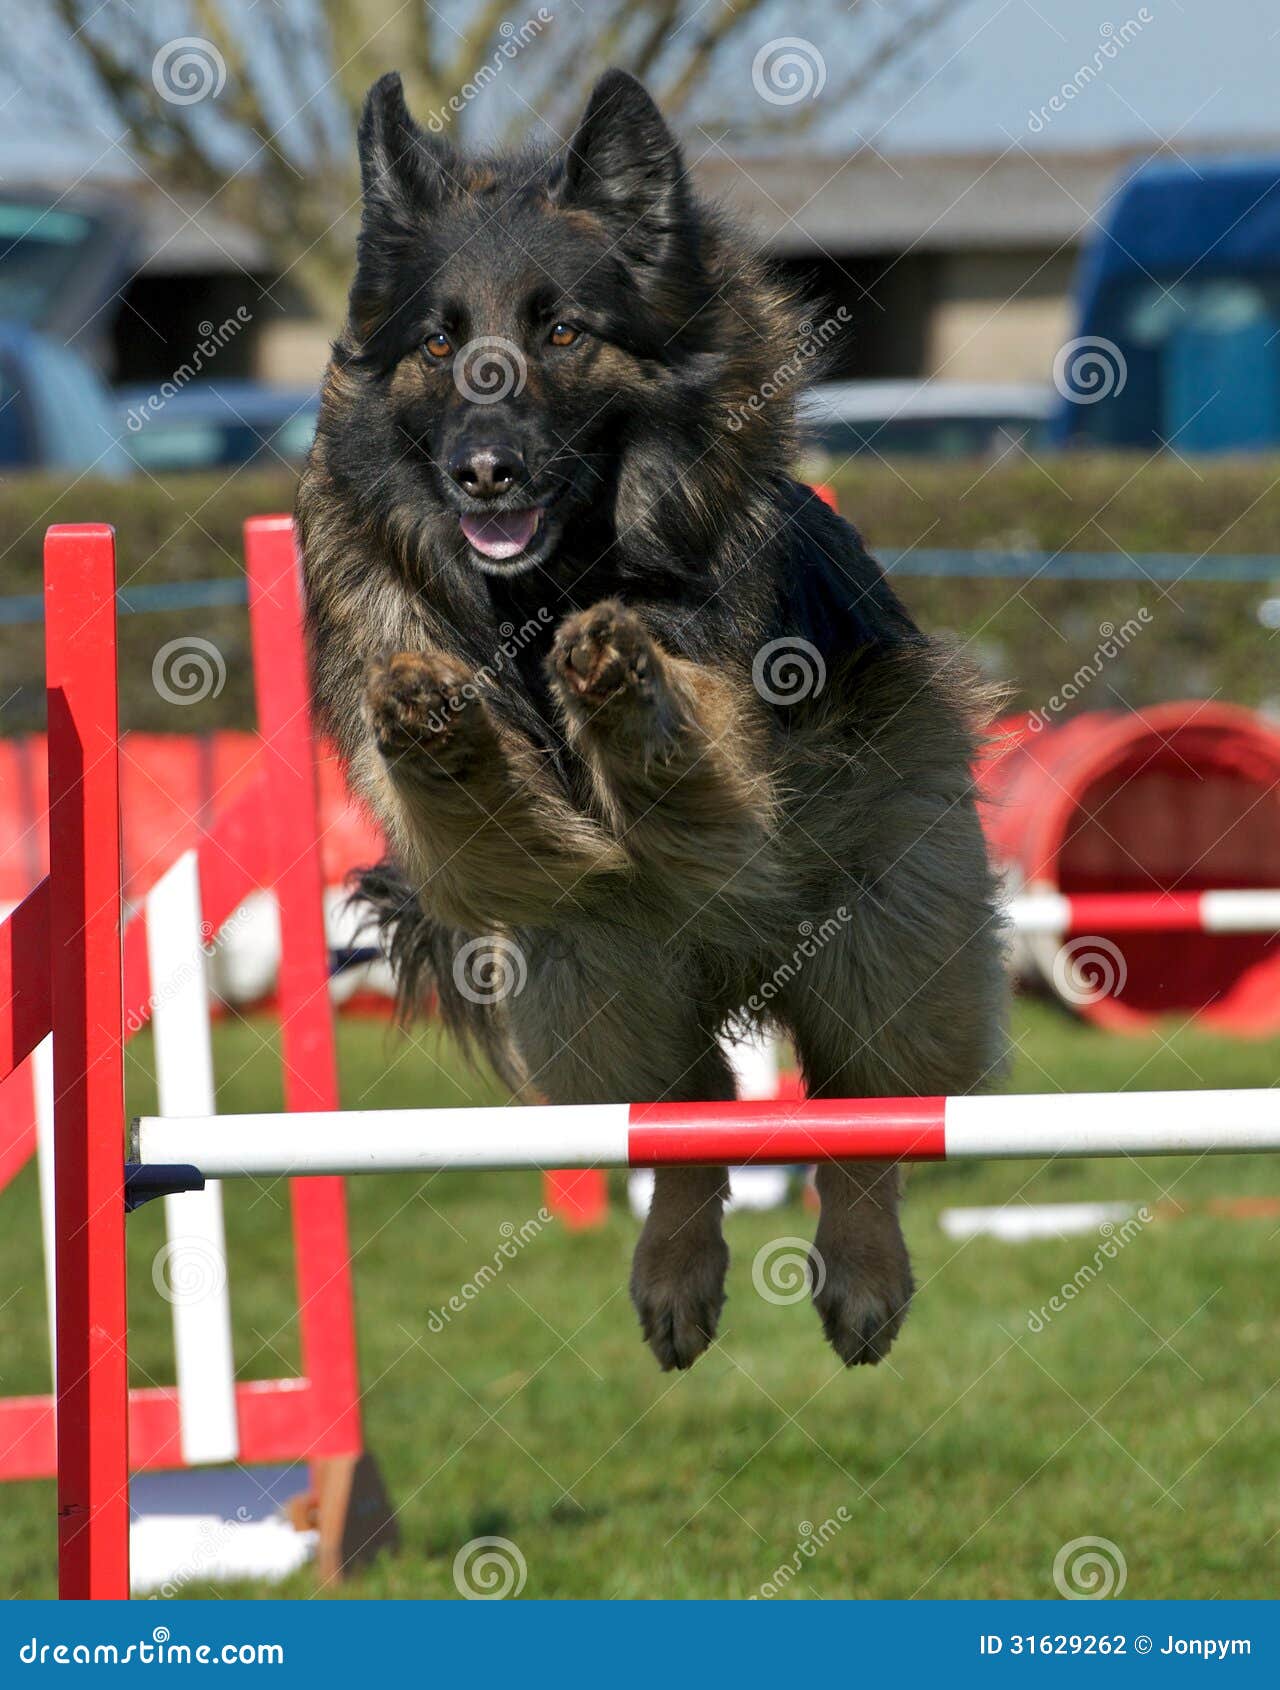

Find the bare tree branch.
[{"left": 3, "top": 0, "right": 972, "bottom": 319}]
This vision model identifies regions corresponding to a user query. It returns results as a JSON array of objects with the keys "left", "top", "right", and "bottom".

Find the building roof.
[{"left": 693, "top": 137, "right": 1280, "bottom": 256}]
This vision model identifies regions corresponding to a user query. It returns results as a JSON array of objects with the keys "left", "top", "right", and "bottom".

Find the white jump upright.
[{"left": 145, "top": 850, "right": 239, "bottom": 1469}]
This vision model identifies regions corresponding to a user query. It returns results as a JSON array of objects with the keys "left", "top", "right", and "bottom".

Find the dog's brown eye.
[
  {"left": 548, "top": 322, "right": 578, "bottom": 348},
  {"left": 424, "top": 332, "right": 452, "bottom": 359}
]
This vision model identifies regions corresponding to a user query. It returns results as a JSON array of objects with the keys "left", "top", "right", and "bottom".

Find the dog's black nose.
[{"left": 447, "top": 443, "right": 525, "bottom": 499}]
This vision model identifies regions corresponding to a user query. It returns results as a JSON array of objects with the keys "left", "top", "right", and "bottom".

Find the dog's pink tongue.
[{"left": 459, "top": 508, "right": 540, "bottom": 560}]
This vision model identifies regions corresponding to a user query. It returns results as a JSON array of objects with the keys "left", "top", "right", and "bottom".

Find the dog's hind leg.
[
  {"left": 547, "top": 601, "right": 773, "bottom": 896},
  {"left": 360, "top": 649, "right": 627, "bottom": 931},
  {"left": 507, "top": 934, "right": 735, "bottom": 1371},
  {"left": 775, "top": 883, "right": 1006, "bottom": 1367}
]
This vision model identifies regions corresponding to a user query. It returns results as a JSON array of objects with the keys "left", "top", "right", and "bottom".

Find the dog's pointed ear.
[
  {"left": 349, "top": 74, "right": 454, "bottom": 349},
  {"left": 558, "top": 70, "right": 687, "bottom": 232},
  {"left": 357, "top": 72, "right": 453, "bottom": 212}
]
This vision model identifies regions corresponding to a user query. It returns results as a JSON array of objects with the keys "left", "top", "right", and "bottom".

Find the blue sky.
[{"left": 863, "top": 0, "right": 1280, "bottom": 154}]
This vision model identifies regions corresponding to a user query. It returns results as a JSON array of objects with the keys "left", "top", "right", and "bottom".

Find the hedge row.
[{"left": 1, "top": 455, "right": 1277, "bottom": 734}]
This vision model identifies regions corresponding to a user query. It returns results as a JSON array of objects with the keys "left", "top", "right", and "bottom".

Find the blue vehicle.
[
  {"left": 0, "top": 322, "right": 130, "bottom": 476},
  {"left": 1056, "top": 158, "right": 1280, "bottom": 452}
]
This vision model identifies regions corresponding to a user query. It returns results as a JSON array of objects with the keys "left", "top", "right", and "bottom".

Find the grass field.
[{"left": 2, "top": 999, "right": 1278, "bottom": 1599}]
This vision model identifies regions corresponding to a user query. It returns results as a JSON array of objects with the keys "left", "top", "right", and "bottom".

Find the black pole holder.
[{"left": 124, "top": 1162, "right": 206, "bottom": 1212}]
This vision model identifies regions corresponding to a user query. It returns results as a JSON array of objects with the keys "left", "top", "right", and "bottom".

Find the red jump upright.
[{"left": 45, "top": 526, "right": 130, "bottom": 1600}]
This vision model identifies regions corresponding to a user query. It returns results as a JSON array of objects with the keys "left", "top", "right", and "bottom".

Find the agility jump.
[{"left": 6, "top": 519, "right": 1280, "bottom": 1601}]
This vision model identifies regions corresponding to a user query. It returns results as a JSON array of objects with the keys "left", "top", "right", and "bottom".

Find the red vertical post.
[
  {"left": 243, "top": 516, "right": 362, "bottom": 1460},
  {"left": 44, "top": 525, "right": 129, "bottom": 1599}
]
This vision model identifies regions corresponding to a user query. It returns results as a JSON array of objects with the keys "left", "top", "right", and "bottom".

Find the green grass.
[{"left": 2, "top": 1000, "right": 1278, "bottom": 1599}]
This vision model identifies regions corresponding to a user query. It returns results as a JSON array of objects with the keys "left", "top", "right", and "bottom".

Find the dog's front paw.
[
  {"left": 551, "top": 601, "right": 671, "bottom": 729},
  {"left": 365, "top": 651, "right": 480, "bottom": 773},
  {"left": 629, "top": 1226, "right": 729, "bottom": 1371},
  {"left": 810, "top": 1213, "right": 914, "bottom": 1367}
]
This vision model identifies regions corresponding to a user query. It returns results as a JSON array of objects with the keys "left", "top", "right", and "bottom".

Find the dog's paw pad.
[
  {"left": 366, "top": 651, "right": 479, "bottom": 765},
  {"left": 552, "top": 602, "right": 654, "bottom": 706},
  {"left": 810, "top": 1243, "right": 914, "bottom": 1367}
]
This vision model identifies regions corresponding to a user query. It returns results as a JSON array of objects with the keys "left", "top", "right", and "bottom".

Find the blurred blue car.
[
  {"left": 0, "top": 322, "right": 131, "bottom": 476},
  {"left": 116, "top": 381, "right": 319, "bottom": 473}
]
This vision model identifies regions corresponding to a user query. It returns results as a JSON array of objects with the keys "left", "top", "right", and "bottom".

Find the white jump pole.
[
  {"left": 145, "top": 851, "right": 239, "bottom": 1468},
  {"left": 134, "top": 1088, "right": 1280, "bottom": 1179}
]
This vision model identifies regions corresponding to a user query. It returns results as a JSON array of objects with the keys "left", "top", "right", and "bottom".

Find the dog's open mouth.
[{"left": 459, "top": 508, "right": 542, "bottom": 562}]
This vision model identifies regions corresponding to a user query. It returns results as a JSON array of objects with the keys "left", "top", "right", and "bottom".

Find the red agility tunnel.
[{"left": 981, "top": 702, "right": 1280, "bottom": 1034}]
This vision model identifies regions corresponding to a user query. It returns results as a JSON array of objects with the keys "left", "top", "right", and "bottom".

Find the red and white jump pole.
[
  {"left": 1010, "top": 889, "right": 1280, "bottom": 935},
  {"left": 134, "top": 1088, "right": 1280, "bottom": 1179}
]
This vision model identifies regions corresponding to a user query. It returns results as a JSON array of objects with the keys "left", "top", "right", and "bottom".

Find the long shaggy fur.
[{"left": 299, "top": 68, "right": 1009, "bottom": 1372}]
